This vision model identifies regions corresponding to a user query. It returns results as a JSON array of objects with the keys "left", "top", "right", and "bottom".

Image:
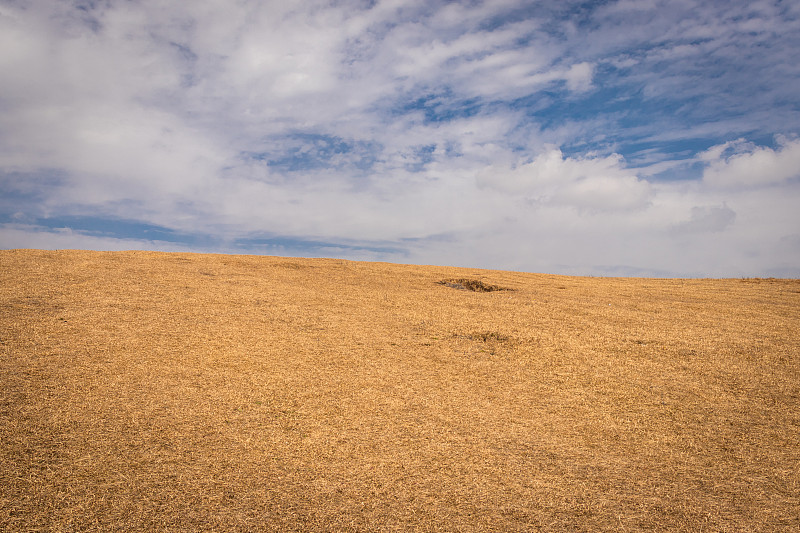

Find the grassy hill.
[{"left": 1, "top": 249, "right": 798, "bottom": 531}]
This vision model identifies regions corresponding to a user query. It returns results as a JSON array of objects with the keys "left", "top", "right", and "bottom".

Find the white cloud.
[
  {"left": 564, "top": 62, "right": 594, "bottom": 92},
  {"left": 701, "top": 137, "right": 800, "bottom": 188},
  {"left": 476, "top": 148, "right": 652, "bottom": 211},
  {"left": 671, "top": 204, "right": 737, "bottom": 234}
]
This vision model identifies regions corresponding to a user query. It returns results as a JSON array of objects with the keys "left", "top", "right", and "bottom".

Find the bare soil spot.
[
  {"left": 437, "top": 278, "right": 513, "bottom": 292},
  {"left": 274, "top": 261, "right": 305, "bottom": 270},
  {"left": 455, "top": 331, "right": 512, "bottom": 343}
]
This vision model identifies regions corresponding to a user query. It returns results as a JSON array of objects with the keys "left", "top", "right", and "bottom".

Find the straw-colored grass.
[{"left": 1, "top": 249, "right": 798, "bottom": 531}]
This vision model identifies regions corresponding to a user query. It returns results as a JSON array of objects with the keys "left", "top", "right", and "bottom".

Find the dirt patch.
[
  {"left": 455, "top": 331, "right": 512, "bottom": 343},
  {"left": 437, "top": 278, "right": 513, "bottom": 292},
  {"left": 453, "top": 331, "right": 515, "bottom": 356},
  {"left": 274, "top": 261, "right": 305, "bottom": 270}
]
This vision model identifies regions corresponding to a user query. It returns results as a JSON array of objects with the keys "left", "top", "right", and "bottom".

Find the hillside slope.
[{"left": 1, "top": 250, "right": 798, "bottom": 531}]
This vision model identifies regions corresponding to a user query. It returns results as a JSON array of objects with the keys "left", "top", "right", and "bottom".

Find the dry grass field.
[{"left": 1, "top": 249, "right": 799, "bottom": 532}]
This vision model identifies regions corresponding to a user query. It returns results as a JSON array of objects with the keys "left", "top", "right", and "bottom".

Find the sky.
[{"left": 1, "top": 0, "right": 799, "bottom": 277}]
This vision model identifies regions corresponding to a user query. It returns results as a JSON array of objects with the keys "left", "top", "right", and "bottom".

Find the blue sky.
[{"left": 1, "top": 0, "right": 799, "bottom": 277}]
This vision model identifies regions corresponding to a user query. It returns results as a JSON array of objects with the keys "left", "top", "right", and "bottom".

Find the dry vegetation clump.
[
  {"left": 437, "top": 278, "right": 513, "bottom": 292},
  {"left": 461, "top": 331, "right": 511, "bottom": 343},
  {"left": 1, "top": 249, "right": 799, "bottom": 532}
]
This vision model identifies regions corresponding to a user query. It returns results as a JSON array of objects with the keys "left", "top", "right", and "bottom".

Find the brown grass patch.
[
  {"left": 437, "top": 278, "right": 513, "bottom": 292},
  {"left": 459, "top": 331, "right": 511, "bottom": 343},
  {"left": 1, "top": 250, "right": 799, "bottom": 531}
]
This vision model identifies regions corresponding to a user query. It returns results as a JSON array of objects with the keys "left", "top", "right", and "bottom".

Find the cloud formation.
[
  {"left": 1, "top": 0, "right": 799, "bottom": 277},
  {"left": 701, "top": 137, "right": 800, "bottom": 188},
  {"left": 477, "top": 149, "right": 651, "bottom": 211}
]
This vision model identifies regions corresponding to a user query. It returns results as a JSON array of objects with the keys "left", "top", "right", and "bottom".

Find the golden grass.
[{"left": 1, "top": 249, "right": 798, "bottom": 531}]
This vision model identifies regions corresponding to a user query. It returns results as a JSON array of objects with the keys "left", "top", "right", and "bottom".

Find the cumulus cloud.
[
  {"left": 671, "top": 204, "right": 737, "bottom": 234},
  {"left": 476, "top": 148, "right": 651, "bottom": 211},
  {"left": 701, "top": 137, "right": 800, "bottom": 188}
]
